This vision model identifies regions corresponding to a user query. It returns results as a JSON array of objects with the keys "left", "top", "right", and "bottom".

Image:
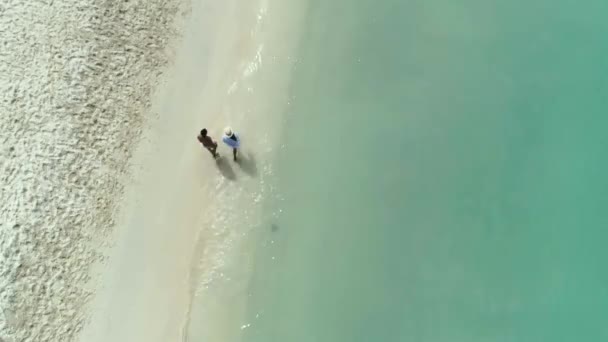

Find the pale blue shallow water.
[{"left": 236, "top": 0, "right": 608, "bottom": 341}]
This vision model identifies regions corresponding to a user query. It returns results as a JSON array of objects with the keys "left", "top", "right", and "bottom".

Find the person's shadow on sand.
[
  {"left": 236, "top": 152, "right": 258, "bottom": 177},
  {"left": 215, "top": 156, "right": 236, "bottom": 180}
]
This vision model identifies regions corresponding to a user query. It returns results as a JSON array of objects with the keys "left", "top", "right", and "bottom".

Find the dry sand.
[{"left": 0, "top": 0, "right": 185, "bottom": 341}]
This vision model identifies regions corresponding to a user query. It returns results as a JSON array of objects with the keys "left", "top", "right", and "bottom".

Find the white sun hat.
[{"left": 224, "top": 126, "right": 233, "bottom": 136}]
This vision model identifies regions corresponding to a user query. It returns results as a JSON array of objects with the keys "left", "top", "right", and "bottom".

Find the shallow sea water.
[{"left": 238, "top": 0, "right": 608, "bottom": 341}]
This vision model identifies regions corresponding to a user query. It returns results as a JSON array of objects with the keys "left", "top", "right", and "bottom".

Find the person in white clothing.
[{"left": 222, "top": 126, "right": 240, "bottom": 161}]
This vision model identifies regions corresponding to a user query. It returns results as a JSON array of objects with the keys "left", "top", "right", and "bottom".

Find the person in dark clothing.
[{"left": 197, "top": 128, "right": 218, "bottom": 158}]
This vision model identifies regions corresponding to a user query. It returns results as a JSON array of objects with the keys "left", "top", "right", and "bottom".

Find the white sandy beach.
[
  {"left": 0, "top": 0, "right": 184, "bottom": 340},
  {"left": 1, "top": 0, "right": 303, "bottom": 340}
]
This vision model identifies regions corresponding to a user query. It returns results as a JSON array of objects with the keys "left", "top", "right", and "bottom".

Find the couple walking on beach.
[{"left": 197, "top": 127, "right": 240, "bottom": 161}]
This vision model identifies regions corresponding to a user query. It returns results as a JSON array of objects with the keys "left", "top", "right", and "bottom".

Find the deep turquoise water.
[{"left": 241, "top": 0, "right": 608, "bottom": 341}]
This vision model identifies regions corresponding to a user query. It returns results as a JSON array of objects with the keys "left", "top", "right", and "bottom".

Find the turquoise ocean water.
[
  {"left": 235, "top": 0, "right": 608, "bottom": 341},
  {"left": 191, "top": 0, "right": 608, "bottom": 341}
]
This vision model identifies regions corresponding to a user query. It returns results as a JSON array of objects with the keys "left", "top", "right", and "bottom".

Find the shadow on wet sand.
[
  {"left": 236, "top": 151, "right": 258, "bottom": 177},
  {"left": 215, "top": 156, "right": 236, "bottom": 180}
]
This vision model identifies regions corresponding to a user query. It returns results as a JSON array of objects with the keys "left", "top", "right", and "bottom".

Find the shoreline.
[
  {"left": 81, "top": 0, "right": 310, "bottom": 339},
  {"left": 182, "top": 0, "right": 311, "bottom": 340},
  {"left": 78, "top": 0, "right": 267, "bottom": 341}
]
